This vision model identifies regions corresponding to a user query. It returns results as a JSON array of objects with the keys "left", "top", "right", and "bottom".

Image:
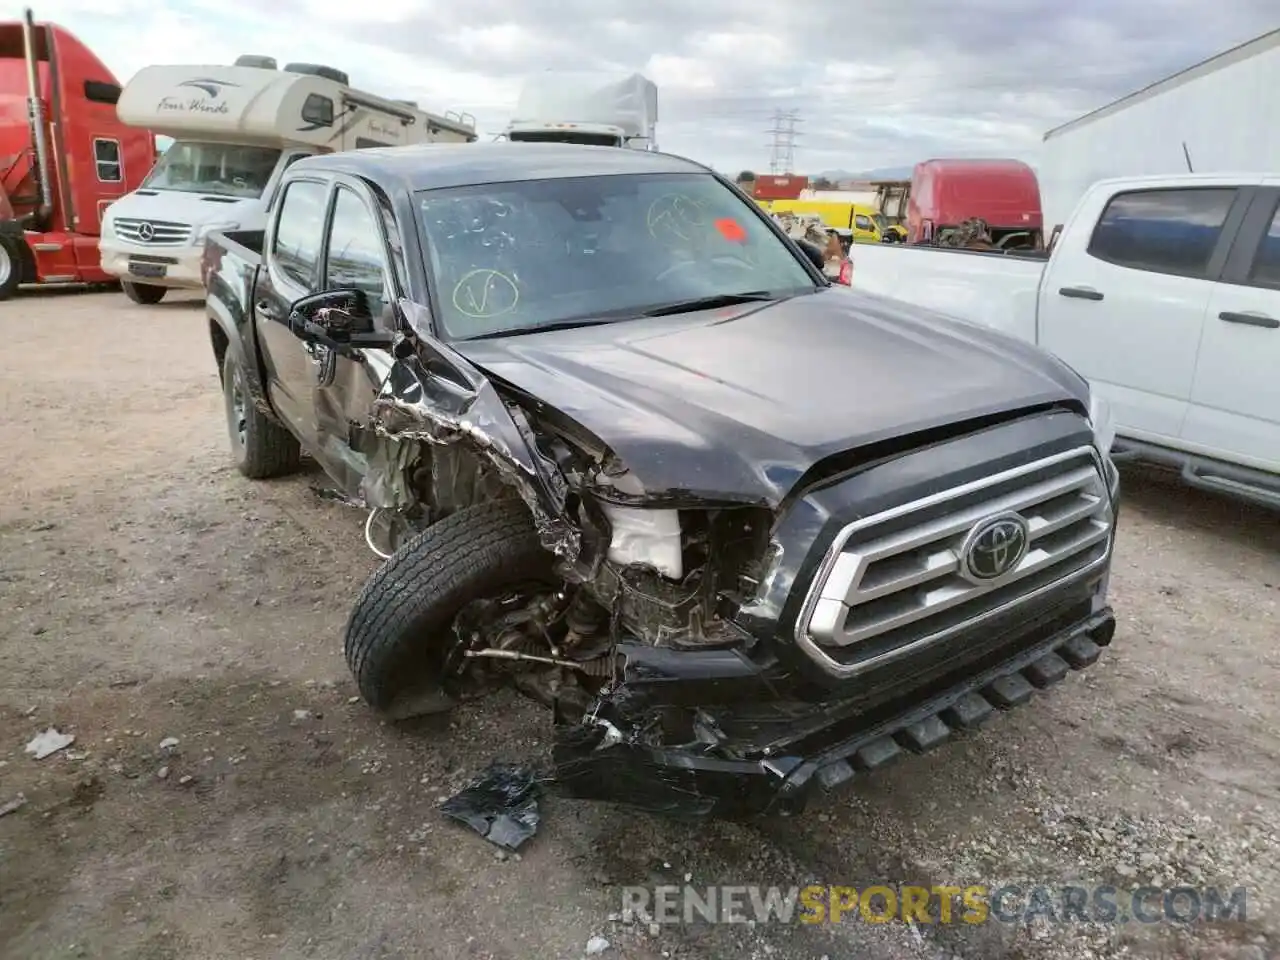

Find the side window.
[
  {"left": 1247, "top": 202, "right": 1280, "bottom": 289},
  {"left": 271, "top": 180, "right": 329, "bottom": 288},
  {"left": 93, "top": 139, "right": 122, "bottom": 182},
  {"left": 325, "top": 187, "right": 389, "bottom": 312},
  {"left": 1087, "top": 188, "right": 1235, "bottom": 279},
  {"left": 301, "top": 94, "right": 334, "bottom": 129},
  {"left": 854, "top": 214, "right": 872, "bottom": 230}
]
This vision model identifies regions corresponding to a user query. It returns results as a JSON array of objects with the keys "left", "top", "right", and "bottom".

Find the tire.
[
  {"left": 221, "top": 350, "right": 301, "bottom": 479},
  {"left": 344, "top": 499, "right": 558, "bottom": 717},
  {"left": 121, "top": 280, "right": 167, "bottom": 304},
  {"left": 0, "top": 235, "right": 25, "bottom": 301}
]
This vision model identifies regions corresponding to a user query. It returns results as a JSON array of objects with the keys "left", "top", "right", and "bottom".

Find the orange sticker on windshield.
[{"left": 715, "top": 218, "right": 746, "bottom": 242}]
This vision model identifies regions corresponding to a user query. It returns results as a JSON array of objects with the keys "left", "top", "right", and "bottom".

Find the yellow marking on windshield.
[{"left": 451, "top": 269, "right": 520, "bottom": 318}]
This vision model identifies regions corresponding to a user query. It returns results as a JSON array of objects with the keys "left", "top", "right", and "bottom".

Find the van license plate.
[{"left": 129, "top": 262, "right": 166, "bottom": 279}]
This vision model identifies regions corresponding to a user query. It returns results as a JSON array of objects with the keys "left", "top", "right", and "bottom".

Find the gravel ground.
[{"left": 1, "top": 287, "right": 1277, "bottom": 960}]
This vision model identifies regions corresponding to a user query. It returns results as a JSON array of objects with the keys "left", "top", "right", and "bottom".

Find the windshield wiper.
[
  {"left": 639, "top": 291, "right": 784, "bottom": 318},
  {"left": 464, "top": 316, "right": 623, "bottom": 341}
]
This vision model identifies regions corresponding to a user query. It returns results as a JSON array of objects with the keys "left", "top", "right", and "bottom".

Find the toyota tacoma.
[{"left": 202, "top": 142, "right": 1120, "bottom": 817}]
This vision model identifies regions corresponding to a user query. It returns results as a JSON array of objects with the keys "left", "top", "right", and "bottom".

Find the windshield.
[
  {"left": 141, "top": 141, "right": 284, "bottom": 198},
  {"left": 874, "top": 213, "right": 889, "bottom": 232},
  {"left": 416, "top": 172, "right": 817, "bottom": 339}
]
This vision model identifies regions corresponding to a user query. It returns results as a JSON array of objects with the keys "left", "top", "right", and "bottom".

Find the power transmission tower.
[{"left": 766, "top": 110, "right": 802, "bottom": 174}]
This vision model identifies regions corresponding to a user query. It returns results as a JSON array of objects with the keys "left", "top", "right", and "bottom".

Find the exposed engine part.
[
  {"left": 364, "top": 506, "right": 423, "bottom": 560},
  {"left": 561, "top": 591, "right": 609, "bottom": 652},
  {"left": 364, "top": 508, "right": 393, "bottom": 559},
  {"left": 464, "top": 648, "right": 591, "bottom": 671},
  {"left": 583, "top": 507, "right": 773, "bottom": 646}
]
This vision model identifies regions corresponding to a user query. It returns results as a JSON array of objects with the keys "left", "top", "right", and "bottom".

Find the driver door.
[{"left": 305, "top": 179, "right": 403, "bottom": 496}]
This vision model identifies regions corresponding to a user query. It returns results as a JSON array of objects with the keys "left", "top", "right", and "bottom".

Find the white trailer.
[
  {"left": 100, "top": 56, "right": 477, "bottom": 303},
  {"left": 504, "top": 71, "right": 658, "bottom": 150},
  {"left": 1039, "top": 27, "right": 1280, "bottom": 232}
]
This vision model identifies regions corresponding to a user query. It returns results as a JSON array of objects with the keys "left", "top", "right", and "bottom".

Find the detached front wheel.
[
  {"left": 344, "top": 500, "right": 559, "bottom": 719},
  {"left": 221, "top": 350, "right": 301, "bottom": 478}
]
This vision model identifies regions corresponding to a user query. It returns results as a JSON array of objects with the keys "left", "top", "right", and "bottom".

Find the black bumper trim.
[{"left": 552, "top": 608, "right": 1115, "bottom": 818}]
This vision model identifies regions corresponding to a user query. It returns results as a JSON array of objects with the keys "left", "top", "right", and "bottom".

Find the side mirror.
[
  {"left": 288, "top": 289, "right": 394, "bottom": 350},
  {"left": 795, "top": 238, "right": 827, "bottom": 273}
]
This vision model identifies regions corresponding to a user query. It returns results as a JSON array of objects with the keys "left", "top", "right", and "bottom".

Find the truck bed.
[{"left": 847, "top": 242, "right": 1047, "bottom": 343}]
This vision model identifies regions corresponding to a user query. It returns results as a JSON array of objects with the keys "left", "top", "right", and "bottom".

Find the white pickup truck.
[{"left": 846, "top": 173, "right": 1280, "bottom": 509}]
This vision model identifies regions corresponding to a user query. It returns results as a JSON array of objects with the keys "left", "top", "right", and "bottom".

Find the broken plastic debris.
[
  {"left": 25, "top": 728, "right": 75, "bottom": 760},
  {"left": 440, "top": 762, "right": 540, "bottom": 851},
  {"left": 158, "top": 737, "right": 179, "bottom": 750},
  {"left": 585, "top": 935, "right": 611, "bottom": 955},
  {"left": 0, "top": 794, "right": 27, "bottom": 817}
]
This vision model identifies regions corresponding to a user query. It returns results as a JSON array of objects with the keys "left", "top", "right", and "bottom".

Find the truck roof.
[
  {"left": 290, "top": 141, "right": 707, "bottom": 192},
  {"left": 116, "top": 63, "right": 475, "bottom": 148},
  {"left": 1044, "top": 26, "right": 1280, "bottom": 140}
]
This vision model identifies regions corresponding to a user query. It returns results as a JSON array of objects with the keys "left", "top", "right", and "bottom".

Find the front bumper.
[
  {"left": 553, "top": 601, "right": 1115, "bottom": 819},
  {"left": 553, "top": 409, "right": 1119, "bottom": 818},
  {"left": 99, "top": 239, "right": 204, "bottom": 289}
]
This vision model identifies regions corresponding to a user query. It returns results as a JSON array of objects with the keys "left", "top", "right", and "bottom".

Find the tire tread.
[{"left": 344, "top": 499, "right": 552, "bottom": 711}]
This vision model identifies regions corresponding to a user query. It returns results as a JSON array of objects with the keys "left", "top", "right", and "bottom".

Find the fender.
[
  {"left": 204, "top": 248, "right": 282, "bottom": 426},
  {"left": 366, "top": 299, "right": 581, "bottom": 564}
]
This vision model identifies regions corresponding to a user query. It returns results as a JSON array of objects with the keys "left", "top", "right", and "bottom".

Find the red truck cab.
[
  {"left": 906, "top": 158, "right": 1042, "bottom": 248},
  {"left": 0, "top": 9, "right": 154, "bottom": 299}
]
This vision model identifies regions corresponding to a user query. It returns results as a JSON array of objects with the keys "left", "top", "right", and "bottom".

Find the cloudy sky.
[{"left": 35, "top": 0, "right": 1280, "bottom": 176}]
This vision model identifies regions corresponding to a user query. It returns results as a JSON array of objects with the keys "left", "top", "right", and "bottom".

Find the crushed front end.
[{"left": 552, "top": 408, "right": 1120, "bottom": 816}]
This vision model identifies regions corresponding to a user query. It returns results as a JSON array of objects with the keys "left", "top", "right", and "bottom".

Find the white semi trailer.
[
  {"left": 1038, "top": 26, "right": 1280, "bottom": 232},
  {"left": 503, "top": 71, "right": 658, "bottom": 150}
]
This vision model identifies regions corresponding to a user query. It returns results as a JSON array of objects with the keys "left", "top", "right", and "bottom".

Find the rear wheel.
[
  {"left": 221, "top": 350, "right": 301, "bottom": 479},
  {"left": 0, "top": 235, "right": 25, "bottom": 300},
  {"left": 121, "top": 280, "right": 167, "bottom": 304}
]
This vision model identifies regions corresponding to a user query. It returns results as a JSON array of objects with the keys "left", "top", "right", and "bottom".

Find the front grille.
[
  {"left": 795, "top": 446, "right": 1112, "bottom": 678},
  {"left": 113, "top": 218, "right": 192, "bottom": 246}
]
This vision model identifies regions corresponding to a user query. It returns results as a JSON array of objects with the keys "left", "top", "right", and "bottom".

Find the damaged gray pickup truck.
[{"left": 202, "top": 142, "right": 1121, "bottom": 817}]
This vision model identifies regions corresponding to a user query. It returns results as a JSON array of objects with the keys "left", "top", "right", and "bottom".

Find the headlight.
[
  {"left": 194, "top": 222, "right": 240, "bottom": 242},
  {"left": 1089, "top": 391, "right": 1116, "bottom": 458}
]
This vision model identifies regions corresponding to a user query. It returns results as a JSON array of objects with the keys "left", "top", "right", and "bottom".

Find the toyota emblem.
[
  {"left": 137, "top": 222, "right": 155, "bottom": 242},
  {"left": 960, "top": 512, "right": 1030, "bottom": 581}
]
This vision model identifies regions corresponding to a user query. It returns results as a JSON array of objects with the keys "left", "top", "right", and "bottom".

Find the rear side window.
[
  {"left": 1087, "top": 188, "right": 1235, "bottom": 279},
  {"left": 1248, "top": 201, "right": 1280, "bottom": 289},
  {"left": 272, "top": 180, "right": 328, "bottom": 288}
]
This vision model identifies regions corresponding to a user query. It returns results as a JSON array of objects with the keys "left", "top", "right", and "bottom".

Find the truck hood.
[{"left": 454, "top": 287, "right": 1088, "bottom": 506}]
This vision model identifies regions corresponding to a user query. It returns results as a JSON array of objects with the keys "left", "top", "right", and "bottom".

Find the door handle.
[
  {"left": 1058, "top": 286, "right": 1104, "bottom": 301},
  {"left": 1218, "top": 310, "right": 1278, "bottom": 329}
]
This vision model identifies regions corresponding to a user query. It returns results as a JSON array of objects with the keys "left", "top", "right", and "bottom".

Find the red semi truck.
[
  {"left": 905, "top": 158, "right": 1043, "bottom": 248},
  {"left": 0, "top": 9, "right": 154, "bottom": 299}
]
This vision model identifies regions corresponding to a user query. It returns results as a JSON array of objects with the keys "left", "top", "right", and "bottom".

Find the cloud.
[{"left": 34, "top": 0, "right": 1280, "bottom": 175}]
